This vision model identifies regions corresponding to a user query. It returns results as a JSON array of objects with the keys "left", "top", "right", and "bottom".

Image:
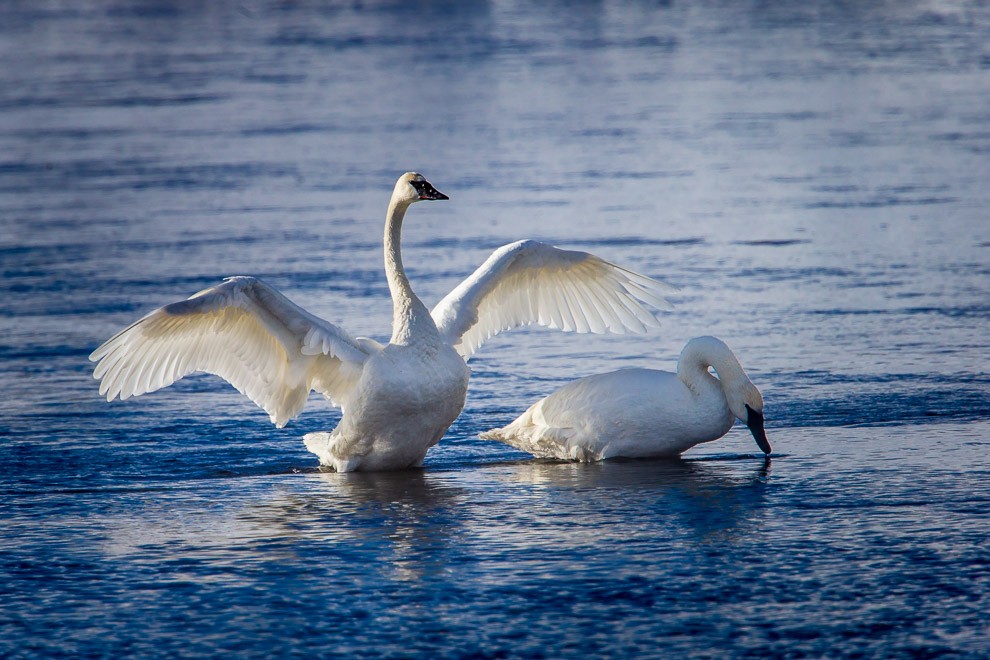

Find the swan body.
[
  {"left": 90, "top": 173, "right": 676, "bottom": 471},
  {"left": 481, "top": 336, "right": 771, "bottom": 460},
  {"left": 303, "top": 336, "right": 470, "bottom": 472}
]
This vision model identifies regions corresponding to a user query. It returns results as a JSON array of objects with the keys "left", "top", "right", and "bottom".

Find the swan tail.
[
  {"left": 480, "top": 400, "right": 576, "bottom": 459},
  {"left": 478, "top": 426, "right": 514, "bottom": 442},
  {"left": 480, "top": 424, "right": 576, "bottom": 459}
]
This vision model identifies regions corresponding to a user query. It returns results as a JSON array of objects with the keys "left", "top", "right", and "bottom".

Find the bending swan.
[
  {"left": 90, "top": 173, "right": 676, "bottom": 472},
  {"left": 481, "top": 336, "right": 771, "bottom": 460}
]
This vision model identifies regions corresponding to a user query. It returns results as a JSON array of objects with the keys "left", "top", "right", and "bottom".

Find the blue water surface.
[{"left": 2, "top": 1, "right": 990, "bottom": 657}]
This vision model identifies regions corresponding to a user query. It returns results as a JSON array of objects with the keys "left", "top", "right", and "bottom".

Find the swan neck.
[
  {"left": 384, "top": 198, "right": 434, "bottom": 345},
  {"left": 676, "top": 337, "right": 744, "bottom": 396}
]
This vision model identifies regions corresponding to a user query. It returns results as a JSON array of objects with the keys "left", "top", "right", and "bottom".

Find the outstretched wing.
[
  {"left": 430, "top": 240, "right": 676, "bottom": 358},
  {"left": 90, "top": 276, "right": 371, "bottom": 427}
]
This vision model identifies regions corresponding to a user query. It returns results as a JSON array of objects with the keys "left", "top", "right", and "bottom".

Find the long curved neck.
[
  {"left": 384, "top": 197, "right": 435, "bottom": 345},
  {"left": 676, "top": 337, "right": 744, "bottom": 396}
]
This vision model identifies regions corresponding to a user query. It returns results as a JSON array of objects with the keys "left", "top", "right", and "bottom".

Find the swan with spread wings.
[{"left": 90, "top": 173, "right": 676, "bottom": 471}]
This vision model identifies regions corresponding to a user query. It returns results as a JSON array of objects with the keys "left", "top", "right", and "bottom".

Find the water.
[{"left": 2, "top": 1, "right": 989, "bottom": 656}]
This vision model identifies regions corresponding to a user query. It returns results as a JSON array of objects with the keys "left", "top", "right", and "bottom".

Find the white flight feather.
[
  {"left": 89, "top": 276, "right": 369, "bottom": 427},
  {"left": 430, "top": 240, "right": 677, "bottom": 358}
]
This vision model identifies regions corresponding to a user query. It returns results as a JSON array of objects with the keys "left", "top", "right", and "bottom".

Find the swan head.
[
  {"left": 728, "top": 382, "right": 771, "bottom": 455},
  {"left": 393, "top": 172, "right": 449, "bottom": 206},
  {"left": 683, "top": 336, "right": 772, "bottom": 456}
]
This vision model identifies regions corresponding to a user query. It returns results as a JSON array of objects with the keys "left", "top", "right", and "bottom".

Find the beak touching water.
[{"left": 745, "top": 404, "right": 772, "bottom": 455}]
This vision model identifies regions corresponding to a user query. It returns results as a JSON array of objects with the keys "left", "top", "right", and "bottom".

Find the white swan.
[
  {"left": 90, "top": 172, "right": 676, "bottom": 472},
  {"left": 480, "top": 336, "right": 771, "bottom": 461}
]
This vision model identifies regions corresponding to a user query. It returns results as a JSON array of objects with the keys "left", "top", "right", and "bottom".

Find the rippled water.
[{"left": 2, "top": 1, "right": 989, "bottom": 657}]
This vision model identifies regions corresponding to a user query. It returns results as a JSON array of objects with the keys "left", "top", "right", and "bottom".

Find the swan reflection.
[
  {"left": 239, "top": 469, "right": 469, "bottom": 582},
  {"left": 100, "top": 456, "right": 772, "bottom": 583},
  {"left": 465, "top": 456, "right": 774, "bottom": 545}
]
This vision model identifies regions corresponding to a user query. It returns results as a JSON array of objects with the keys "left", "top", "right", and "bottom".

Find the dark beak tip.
[
  {"left": 751, "top": 430, "right": 772, "bottom": 455},
  {"left": 745, "top": 404, "right": 771, "bottom": 455}
]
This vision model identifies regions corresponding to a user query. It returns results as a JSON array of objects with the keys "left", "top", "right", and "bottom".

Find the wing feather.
[
  {"left": 556, "top": 281, "right": 578, "bottom": 332},
  {"left": 556, "top": 281, "right": 582, "bottom": 333},
  {"left": 90, "top": 276, "right": 371, "bottom": 427},
  {"left": 431, "top": 240, "right": 676, "bottom": 358}
]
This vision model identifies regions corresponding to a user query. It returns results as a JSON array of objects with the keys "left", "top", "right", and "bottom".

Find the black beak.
[
  {"left": 412, "top": 180, "right": 449, "bottom": 201},
  {"left": 745, "top": 404, "right": 772, "bottom": 455}
]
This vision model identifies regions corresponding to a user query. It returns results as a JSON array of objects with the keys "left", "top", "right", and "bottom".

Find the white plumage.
[
  {"left": 91, "top": 276, "right": 367, "bottom": 427},
  {"left": 481, "top": 336, "right": 771, "bottom": 461},
  {"left": 432, "top": 240, "right": 675, "bottom": 357},
  {"left": 91, "top": 172, "right": 675, "bottom": 471}
]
